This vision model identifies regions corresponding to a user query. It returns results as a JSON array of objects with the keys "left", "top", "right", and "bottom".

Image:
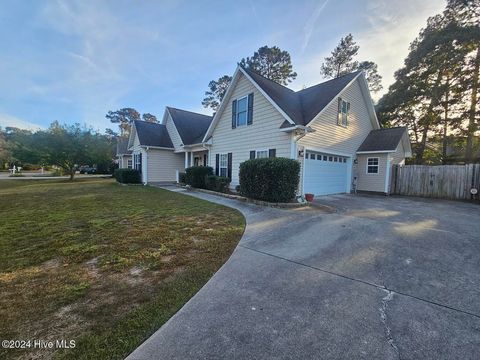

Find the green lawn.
[{"left": 0, "top": 179, "right": 245, "bottom": 360}]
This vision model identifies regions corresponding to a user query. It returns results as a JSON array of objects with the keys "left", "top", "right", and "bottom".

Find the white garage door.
[{"left": 304, "top": 151, "right": 349, "bottom": 195}]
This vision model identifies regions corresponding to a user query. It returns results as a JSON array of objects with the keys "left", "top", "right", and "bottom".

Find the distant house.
[
  {"left": 116, "top": 138, "right": 132, "bottom": 169},
  {"left": 126, "top": 65, "right": 411, "bottom": 195}
]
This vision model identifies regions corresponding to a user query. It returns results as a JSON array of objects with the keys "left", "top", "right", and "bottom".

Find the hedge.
[
  {"left": 185, "top": 166, "right": 213, "bottom": 189},
  {"left": 178, "top": 172, "right": 186, "bottom": 184},
  {"left": 239, "top": 158, "right": 300, "bottom": 202},
  {"left": 114, "top": 169, "right": 141, "bottom": 184},
  {"left": 205, "top": 175, "right": 230, "bottom": 193}
]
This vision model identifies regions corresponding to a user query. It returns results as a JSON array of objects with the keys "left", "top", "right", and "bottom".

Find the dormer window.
[
  {"left": 231, "top": 93, "right": 254, "bottom": 128},
  {"left": 236, "top": 96, "right": 248, "bottom": 126},
  {"left": 337, "top": 98, "right": 350, "bottom": 127}
]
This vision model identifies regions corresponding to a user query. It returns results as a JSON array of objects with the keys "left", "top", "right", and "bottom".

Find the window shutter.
[
  {"left": 250, "top": 150, "right": 256, "bottom": 159},
  {"left": 227, "top": 153, "right": 232, "bottom": 180},
  {"left": 231, "top": 100, "right": 237, "bottom": 129},
  {"left": 247, "top": 93, "right": 254, "bottom": 125},
  {"left": 139, "top": 153, "right": 142, "bottom": 173},
  {"left": 346, "top": 102, "right": 350, "bottom": 126},
  {"left": 215, "top": 154, "right": 219, "bottom": 176},
  {"left": 337, "top": 98, "right": 342, "bottom": 125},
  {"left": 269, "top": 149, "right": 276, "bottom": 158}
]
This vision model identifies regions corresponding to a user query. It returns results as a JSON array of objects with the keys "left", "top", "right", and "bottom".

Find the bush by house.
[{"left": 239, "top": 158, "right": 300, "bottom": 202}]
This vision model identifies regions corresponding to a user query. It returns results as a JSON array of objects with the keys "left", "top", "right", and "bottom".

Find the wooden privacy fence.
[{"left": 390, "top": 164, "right": 480, "bottom": 200}]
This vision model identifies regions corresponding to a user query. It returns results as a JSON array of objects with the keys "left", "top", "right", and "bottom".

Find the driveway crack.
[{"left": 379, "top": 290, "right": 400, "bottom": 359}]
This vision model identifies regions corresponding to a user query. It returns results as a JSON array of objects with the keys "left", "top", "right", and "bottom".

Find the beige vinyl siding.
[
  {"left": 209, "top": 73, "right": 291, "bottom": 186},
  {"left": 130, "top": 133, "right": 146, "bottom": 182},
  {"left": 118, "top": 155, "right": 132, "bottom": 169},
  {"left": 391, "top": 142, "right": 406, "bottom": 165},
  {"left": 165, "top": 112, "right": 184, "bottom": 152},
  {"left": 298, "top": 79, "right": 376, "bottom": 155},
  {"left": 146, "top": 149, "right": 184, "bottom": 182},
  {"left": 356, "top": 154, "right": 388, "bottom": 193}
]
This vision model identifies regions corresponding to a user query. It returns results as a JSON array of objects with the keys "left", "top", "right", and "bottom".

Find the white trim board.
[
  {"left": 304, "top": 146, "right": 352, "bottom": 158},
  {"left": 357, "top": 150, "right": 396, "bottom": 154}
]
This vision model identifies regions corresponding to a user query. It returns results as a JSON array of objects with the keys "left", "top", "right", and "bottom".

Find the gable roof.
[
  {"left": 242, "top": 67, "right": 362, "bottom": 126},
  {"left": 133, "top": 120, "right": 174, "bottom": 148},
  {"left": 203, "top": 65, "right": 377, "bottom": 141},
  {"left": 357, "top": 127, "right": 408, "bottom": 152},
  {"left": 116, "top": 137, "right": 131, "bottom": 155},
  {"left": 166, "top": 107, "right": 213, "bottom": 145}
]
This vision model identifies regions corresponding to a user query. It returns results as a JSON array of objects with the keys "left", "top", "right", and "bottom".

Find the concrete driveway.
[{"left": 128, "top": 189, "right": 480, "bottom": 360}]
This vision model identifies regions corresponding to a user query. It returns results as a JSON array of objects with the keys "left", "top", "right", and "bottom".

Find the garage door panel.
[{"left": 304, "top": 152, "right": 349, "bottom": 196}]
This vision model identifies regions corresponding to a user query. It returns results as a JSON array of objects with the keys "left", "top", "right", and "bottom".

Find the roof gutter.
[
  {"left": 140, "top": 145, "right": 175, "bottom": 150},
  {"left": 279, "top": 125, "right": 315, "bottom": 133},
  {"left": 356, "top": 150, "right": 396, "bottom": 154}
]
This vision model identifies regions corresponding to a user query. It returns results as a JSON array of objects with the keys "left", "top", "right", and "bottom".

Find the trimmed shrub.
[
  {"left": 114, "top": 169, "right": 141, "bottom": 184},
  {"left": 239, "top": 158, "right": 300, "bottom": 203},
  {"left": 178, "top": 172, "right": 186, "bottom": 184},
  {"left": 205, "top": 175, "right": 230, "bottom": 193},
  {"left": 185, "top": 166, "right": 213, "bottom": 189}
]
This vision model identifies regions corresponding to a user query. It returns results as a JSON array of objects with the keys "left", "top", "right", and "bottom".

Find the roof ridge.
[
  {"left": 241, "top": 66, "right": 296, "bottom": 93},
  {"left": 371, "top": 126, "right": 407, "bottom": 132},
  {"left": 166, "top": 106, "right": 213, "bottom": 118},
  {"left": 296, "top": 70, "right": 362, "bottom": 94}
]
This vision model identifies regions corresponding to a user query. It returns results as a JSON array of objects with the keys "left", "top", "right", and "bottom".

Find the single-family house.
[
  {"left": 126, "top": 65, "right": 411, "bottom": 195},
  {"left": 127, "top": 108, "right": 213, "bottom": 184},
  {"left": 202, "top": 66, "right": 411, "bottom": 195}
]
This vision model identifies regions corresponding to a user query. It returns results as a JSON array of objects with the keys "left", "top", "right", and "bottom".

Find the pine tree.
[
  {"left": 239, "top": 45, "right": 297, "bottom": 85},
  {"left": 202, "top": 75, "right": 233, "bottom": 111},
  {"left": 320, "top": 34, "right": 383, "bottom": 93}
]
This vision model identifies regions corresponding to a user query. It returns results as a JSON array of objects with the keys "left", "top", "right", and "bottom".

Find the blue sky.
[{"left": 0, "top": 0, "right": 445, "bottom": 132}]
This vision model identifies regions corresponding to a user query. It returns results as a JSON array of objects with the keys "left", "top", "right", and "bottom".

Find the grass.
[{"left": 0, "top": 179, "right": 245, "bottom": 360}]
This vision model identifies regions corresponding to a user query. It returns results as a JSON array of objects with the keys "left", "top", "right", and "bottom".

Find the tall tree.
[
  {"left": 106, "top": 108, "right": 141, "bottom": 137},
  {"left": 320, "top": 34, "right": 359, "bottom": 78},
  {"left": 358, "top": 61, "right": 383, "bottom": 93},
  {"left": 377, "top": 3, "right": 480, "bottom": 164},
  {"left": 0, "top": 127, "right": 11, "bottom": 169},
  {"left": 202, "top": 75, "right": 232, "bottom": 111},
  {"left": 142, "top": 113, "right": 159, "bottom": 123},
  {"left": 202, "top": 45, "right": 297, "bottom": 111},
  {"left": 239, "top": 45, "right": 297, "bottom": 85},
  {"left": 320, "top": 34, "right": 383, "bottom": 93}
]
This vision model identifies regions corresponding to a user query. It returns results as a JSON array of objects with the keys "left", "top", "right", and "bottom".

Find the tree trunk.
[
  {"left": 69, "top": 169, "right": 75, "bottom": 181},
  {"left": 416, "top": 71, "right": 443, "bottom": 164},
  {"left": 465, "top": 47, "right": 479, "bottom": 163}
]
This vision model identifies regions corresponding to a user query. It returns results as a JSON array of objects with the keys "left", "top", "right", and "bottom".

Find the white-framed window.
[
  {"left": 256, "top": 150, "right": 268, "bottom": 159},
  {"left": 127, "top": 159, "right": 133, "bottom": 169},
  {"left": 338, "top": 98, "right": 350, "bottom": 127},
  {"left": 236, "top": 96, "right": 248, "bottom": 127},
  {"left": 134, "top": 153, "right": 142, "bottom": 171},
  {"left": 367, "top": 157, "right": 379, "bottom": 174},
  {"left": 219, "top": 153, "right": 228, "bottom": 177}
]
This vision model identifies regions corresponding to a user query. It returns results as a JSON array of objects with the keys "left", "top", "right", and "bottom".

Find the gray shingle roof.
[
  {"left": 167, "top": 107, "right": 213, "bottom": 145},
  {"left": 133, "top": 120, "right": 174, "bottom": 148},
  {"left": 116, "top": 137, "right": 132, "bottom": 155},
  {"left": 242, "top": 67, "right": 361, "bottom": 126},
  {"left": 357, "top": 127, "right": 407, "bottom": 152}
]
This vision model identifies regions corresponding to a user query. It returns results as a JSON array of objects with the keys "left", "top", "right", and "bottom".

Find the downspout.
[
  {"left": 144, "top": 147, "right": 149, "bottom": 185},
  {"left": 291, "top": 128, "right": 309, "bottom": 200},
  {"left": 384, "top": 155, "right": 391, "bottom": 195}
]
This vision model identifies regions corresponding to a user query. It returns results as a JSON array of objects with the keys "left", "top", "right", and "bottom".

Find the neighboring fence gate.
[{"left": 390, "top": 164, "right": 480, "bottom": 200}]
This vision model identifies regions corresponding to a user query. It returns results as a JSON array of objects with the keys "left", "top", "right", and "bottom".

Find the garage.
[{"left": 303, "top": 151, "right": 350, "bottom": 195}]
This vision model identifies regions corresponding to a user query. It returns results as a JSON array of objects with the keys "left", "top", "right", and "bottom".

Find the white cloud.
[
  {"left": 0, "top": 113, "right": 43, "bottom": 131},
  {"left": 301, "top": 0, "right": 330, "bottom": 54}
]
